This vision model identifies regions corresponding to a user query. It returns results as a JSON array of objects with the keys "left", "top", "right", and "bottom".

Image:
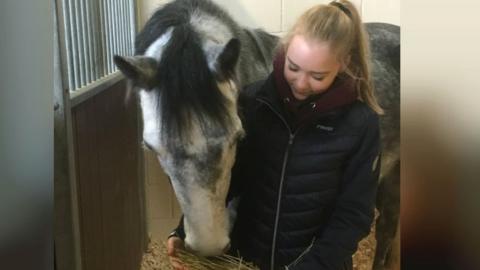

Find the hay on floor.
[
  {"left": 140, "top": 241, "right": 259, "bottom": 270},
  {"left": 141, "top": 234, "right": 375, "bottom": 270},
  {"left": 352, "top": 218, "right": 377, "bottom": 270},
  {"left": 141, "top": 212, "right": 377, "bottom": 270}
]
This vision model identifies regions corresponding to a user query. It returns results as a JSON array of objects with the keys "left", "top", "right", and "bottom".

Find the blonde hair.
[{"left": 282, "top": 0, "right": 384, "bottom": 114}]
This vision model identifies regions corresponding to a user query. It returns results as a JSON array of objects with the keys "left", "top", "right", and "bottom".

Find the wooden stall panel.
[{"left": 72, "top": 80, "right": 144, "bottom": 270}]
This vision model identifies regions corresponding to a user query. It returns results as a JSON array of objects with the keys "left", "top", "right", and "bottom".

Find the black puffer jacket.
[{"left": 228, "top": 74, "right": 381, "bottom": 270}]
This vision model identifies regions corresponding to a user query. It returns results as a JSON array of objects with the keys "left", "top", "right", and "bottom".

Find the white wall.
[
  {"left": 138, "top": 0, "right": 400, "bottom": 32},
  {"left": 137, "top": 0, "right": 400, "bottom": 241}
]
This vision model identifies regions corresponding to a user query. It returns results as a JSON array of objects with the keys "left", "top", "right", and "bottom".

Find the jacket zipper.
[
  {"left": 270, "top": 133, "right": 294, "bottom": 270},
  {"left": 256, "top": 98, "right": 296, "bottom": 270}
]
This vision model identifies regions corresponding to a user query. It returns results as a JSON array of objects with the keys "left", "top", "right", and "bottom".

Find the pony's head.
[{"left": 114, "top": 21, "right": 244, "bottom": 256}]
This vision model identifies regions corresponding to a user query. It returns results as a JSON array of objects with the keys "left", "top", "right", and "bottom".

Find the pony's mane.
[
  {"left": 135, "top": 0, "right": 238, "bottom": 145},
  {"left": 135, "top": 0, "right": 240, "bottom": 55},
  {"left": 157, "top": 25, "right": 230, "bottom": 143}
]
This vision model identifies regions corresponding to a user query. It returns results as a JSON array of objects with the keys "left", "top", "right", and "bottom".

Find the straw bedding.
[
  {"left": 140, "top": 211, "right": 377, "bottom": 270},
  {"left": 140, "top": 225, "right": 376, "bottom": 270},
  {"left": 140, "top": 241, "right": 260, "bottom": 270}
]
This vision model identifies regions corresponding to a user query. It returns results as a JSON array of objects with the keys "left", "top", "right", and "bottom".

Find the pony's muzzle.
[{"left": 184, "top": 239, "right": 231, "bottom": 257}]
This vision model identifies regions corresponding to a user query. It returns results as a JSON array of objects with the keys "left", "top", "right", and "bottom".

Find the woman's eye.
[
  {"left": 313, "top": 76, "right": 325, "bottom": 81},
  {"left": 288, "top": 65, "right": 299, "bottom": 72}
]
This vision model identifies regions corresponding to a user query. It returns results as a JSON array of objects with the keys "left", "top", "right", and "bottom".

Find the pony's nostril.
[{"left": 223, "top": 242, "right": 231, "bottom": 253}]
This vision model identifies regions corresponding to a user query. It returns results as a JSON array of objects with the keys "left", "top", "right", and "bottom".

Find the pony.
[
  {"left": 114, "top": 0, "right": 277, "bottom": 256},
  {"left": 367, "top": 23, "right": 400, "bottom": 270},
  {"left": 114, "top": 0, "right": 400, "bottom": 267}
]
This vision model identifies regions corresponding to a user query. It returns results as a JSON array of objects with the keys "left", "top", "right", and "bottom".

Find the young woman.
[{"left": 168, "top": 1, "right": 382, "bottom": 269}]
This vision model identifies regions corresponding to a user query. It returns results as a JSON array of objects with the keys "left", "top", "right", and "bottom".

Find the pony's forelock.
[{"left": 155, "top": 25, "right": 232, "bottom": 147}]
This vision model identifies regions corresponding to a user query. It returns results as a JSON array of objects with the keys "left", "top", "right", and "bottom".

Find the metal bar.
[
  {"left": 125, "top": 0, "right": 131, "bottom": 55},
  {"left": 118, "top": 0, "right": 123, "bottom": 58},
  {"left": 129, "top": 0, "right": 133, "bottom": 54},
  {"left": 118, "top": 0, "right": 124, "bottom": 63},
  {"left": 98, "top": 0, "right": 106, "bottom": 77},
  {"left": 94, "top": 0, "right": 101, "bottom": 79},
  {"left": 104, "top": 0, "right": 109, "bottom": 74},
  {"left": 86, "top": 0, "right": 93, "bottom": 84},
  {"left": 60, "top": 0, "right": 74, "bottom": 90},
  {"left": 68, "top": 0, "right": 80, "bottom": 90},
  {"left": 79, "top": 0, "right": 90, "bottom": 85},
  {"left": 91, "top": 0, "right": 101, "bottom": 80},
  {"left": 130, "top": 0, "right": 136, "bottom": 55},
  {"left": 105, "top": 0, "right": 111, "bottom": 74},
  {"left": 122, "top": 0, "right": 130, "bottom": 55},
  {"left": 123, "top": 0, "right": 130, "bottom": 55},
  {"left": 106, "top": 0, "right": 114, "bottom": 73},
  {"left": 102, "top": 0, "right": 112, "bottom": 76},
  {"left": 113, "top": 0, "right": 119, "bottom": 71},
  {"left": 117, "top": 0, "right": 123, "bottom": 57},
  {"left": 127, "top": 0, "right": 133, "bottom": 55},
  {"left": 120, "top": 0, "right": 126, "bottom": 57},
  {"left": 100, "top": 0, "right": 109, "bottom": 76},
  {"left": 74, "top": 0, "right": 85, "bottom": 88},
  {"left": 89, "top": 0, "right": 95, "bottom": 81},
  {"left": 109, "top": 0, "right": 115, "bottom": 73},
  {"left": 85, "top": 0, "right": 95, "bottom": 82},
  {"left": 111, "top": 0, "right": 117, "bottom": 72}
]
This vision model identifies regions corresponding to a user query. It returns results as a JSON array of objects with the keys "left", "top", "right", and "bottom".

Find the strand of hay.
[
  {"left": 176, "top": 249, "right": 259, "bottom": 270},
  {"left": 140, "top": 240, "right": 259, "bottom": 270}
]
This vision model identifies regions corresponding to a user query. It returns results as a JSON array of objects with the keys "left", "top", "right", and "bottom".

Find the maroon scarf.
[{"left": 273, "top": 50, "right": 358, "bottom": 128}]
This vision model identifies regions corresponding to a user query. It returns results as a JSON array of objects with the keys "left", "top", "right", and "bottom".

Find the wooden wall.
[{"left": 71, "top": 80, "right": 145, "bottom": 270}]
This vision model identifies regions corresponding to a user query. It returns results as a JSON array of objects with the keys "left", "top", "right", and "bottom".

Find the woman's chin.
[{"left": 292, "top": 91, "right": 309, "bottom": 100}]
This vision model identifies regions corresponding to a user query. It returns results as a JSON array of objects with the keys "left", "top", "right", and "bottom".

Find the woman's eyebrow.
[
  {"left": 287, "top": 56, "right": 330, "bottom": 74},
  {"left": 287, "top": 56, "right": 300, "bottom": 68}
]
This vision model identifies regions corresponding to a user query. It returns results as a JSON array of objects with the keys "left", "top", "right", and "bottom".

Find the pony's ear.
[
  {"left": 114, "top": 55, "right": 157, "bottom": 89},
  {"left": 216, "top": 38, "right": 240, "bottom": 80}
]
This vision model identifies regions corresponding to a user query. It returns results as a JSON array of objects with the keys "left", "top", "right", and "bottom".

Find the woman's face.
[{"left": 284, "top": 34, "right": 343, "bottom": 100}]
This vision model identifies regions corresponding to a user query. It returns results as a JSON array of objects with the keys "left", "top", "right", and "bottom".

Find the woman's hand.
[{"left": 167, "top": 236, "right": 189, "bottom": 270}]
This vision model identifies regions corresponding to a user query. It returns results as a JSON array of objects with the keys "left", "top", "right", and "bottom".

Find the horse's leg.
[{"left": 373, "top": 161, "right": 400, "bottom": 270}]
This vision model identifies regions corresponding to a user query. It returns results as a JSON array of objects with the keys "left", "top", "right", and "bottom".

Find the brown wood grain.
[{"left": 72, "top": 80, "right": 144, "bottom": 270}]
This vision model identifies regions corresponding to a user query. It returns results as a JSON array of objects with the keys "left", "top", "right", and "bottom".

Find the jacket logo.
[{"left": 316, "top": 124, "right": 334, "bottom": 132}]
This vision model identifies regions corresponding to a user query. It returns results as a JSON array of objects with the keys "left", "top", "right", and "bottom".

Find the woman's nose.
[{"left": 294, "top": 74, "right": 309, "bottom": 90}]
